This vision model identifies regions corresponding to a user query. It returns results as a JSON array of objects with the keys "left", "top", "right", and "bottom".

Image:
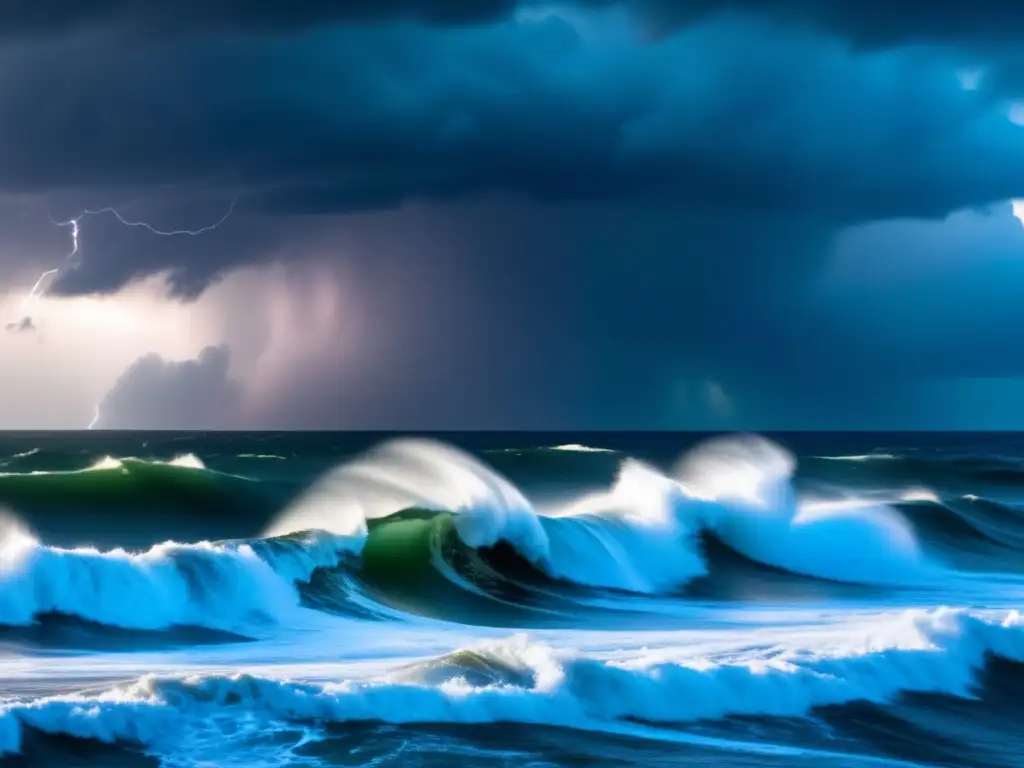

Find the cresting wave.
[
  {"left": 0, "top": 515, "right": 360, "bottom": 635},
  {"left": 0, "top": 452, "right": 209, "bottom": 476},
  {"left": 1, "top": 435, "right": 1014, "bottom": 636},
  {"left": 0, "top": 454, "right": 291, "bottom": 546},
  {"left": 0, "top": 453, "right": 264, "bottom": 510},
  {"left": 0, "top": 436, "right": 966, "bottom": 638},
  {"left": 1, "top": 607, "right": 1022, "bottom": 760},
  {"left": 268, "top": 436, "right": 939, "bottom": 595}
]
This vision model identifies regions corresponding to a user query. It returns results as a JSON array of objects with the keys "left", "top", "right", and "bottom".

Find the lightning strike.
[
  {"left": 20, "top": 217, "right": 79, "bottom": 314},
  {"left": 9, "top": 199, "right": 237, "bottom": 428},
  {"left": 19, "top": 199, "right": 236, "bottom": 314},
  {"left": 77, "top": 198, "right": 236, "bottom": 238}
]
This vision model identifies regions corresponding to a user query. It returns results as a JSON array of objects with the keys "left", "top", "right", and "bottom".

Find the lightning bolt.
[
  {"left": 73, "top": 199, "right": 236, "bottom": 238},
  {"left": 9, "top": 199, "right": 237, "bottom": 430},
  {"left": 21, "top": 218, "right": 79, "bottom": 312},
  {"left": 22, "top": 198, "right": 236, "bottom": 312},
  {"left": 87, "top": 404, "right": 101, "bottom": 431}
]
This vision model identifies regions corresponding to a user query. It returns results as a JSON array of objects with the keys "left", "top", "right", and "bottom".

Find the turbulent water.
[{"left": 2, "top": 432, "right": 1024, "bottom": 767}]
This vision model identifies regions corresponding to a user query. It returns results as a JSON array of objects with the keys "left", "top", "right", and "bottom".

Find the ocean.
[{"left": 1, "top": 431, "right": 1023, "bottom": 767}]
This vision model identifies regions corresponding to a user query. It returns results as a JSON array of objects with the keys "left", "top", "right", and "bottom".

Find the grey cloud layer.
[
  {"left": 5, "top": 1, "right": 1024, "bottom": 429},
  {"left": 1, "top": 10, "right": 1023, "bottom": 297},
  {"left": 631, "top": 0, "right": 1024, "bottom": 47},
  {"left": 4, "top": 17, "right": 1018, "bottom": 217},
  {"left": 94, "top": 346, "right": 240, "bottom": 429},
  {"left": 5, "top": 1, "right": 1023, "bottom": 48},
  {"left": 0, "top": 0, "right": 530, "bottom": 37}
]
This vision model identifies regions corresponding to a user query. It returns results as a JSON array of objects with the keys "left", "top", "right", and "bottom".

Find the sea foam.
[{"left": 1, "top": 608, "right": 1020, "bottom": 758}]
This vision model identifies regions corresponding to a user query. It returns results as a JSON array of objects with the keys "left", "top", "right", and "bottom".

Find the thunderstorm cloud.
[{"left": 1, "top": 0, "right": 1023, "bottom": 428}]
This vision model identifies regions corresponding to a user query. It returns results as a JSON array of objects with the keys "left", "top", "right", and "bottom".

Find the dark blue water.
[{"left": 1, "top": 431, "right": 1023, "bottom": 767}]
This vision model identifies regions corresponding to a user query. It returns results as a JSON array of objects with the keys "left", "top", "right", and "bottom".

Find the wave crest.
[
  {"left": 0, "top": 435, "right": 961, "bottom": 636},
  {"left": 0, "top": 516, "right": 356, "bottom": 634},
  {"left": 265, "top": 436, "right": 939, "bottom": 600},
  {"left": 265, "top": 438, "right": 550, "bottom": 562},
  {"left": 2, "top": 608, "right": 1022, "bottom": 759}
]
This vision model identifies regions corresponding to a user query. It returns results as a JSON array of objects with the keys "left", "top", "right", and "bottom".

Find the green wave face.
[
  {"left": 0, "top": 462, "right": 224, "bottom": 505},
  {"left": 344, "top": 509, "right": 575, "bottom": 626},
  {"left": 0, "top": 460, "right": 289, "bottom": 547}
]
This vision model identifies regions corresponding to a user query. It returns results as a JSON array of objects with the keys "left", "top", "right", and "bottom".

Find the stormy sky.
[{"left": 2, "top": 0, "right": 1024, "bottom": 430}]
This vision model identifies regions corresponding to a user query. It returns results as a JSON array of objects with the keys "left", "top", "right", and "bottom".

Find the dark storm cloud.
[
  {"left": 43, "top": 201, "right": 301, "bottom": 299},
  {"left": 2, "top": 12, "right": 1023, "bottom": 296},
  {"left": 4, "top": 1, "right": 1022, "bottom": 49},
  {"left": 0, "top": 0, "right": 531, "bottom": 37},
  {"left": 629, "top": 0, "right": 1024, "bottom": 48},
  {"left": 0, "top": 16, "right": 1011, "bottom": 217},
  {"left": 94, "top": 345, "right": 240, "bottom": 429},
  {"left": 3, "top": 3, "right": 1024, "bottom": 430}
]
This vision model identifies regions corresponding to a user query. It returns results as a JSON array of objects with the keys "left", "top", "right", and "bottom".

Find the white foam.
[
  {"left": 265, "top": 435, "right": 939, "bottom": 595},
  {"left": 552, "top": 436, "right": 936, "bottom": 590},
  {"left": 815, "top": 454, "right": 898, "bottom": 462},
  {"left": 91, "top": 453, "right": 207, "bottom": 472},
  {"left": 265, "top": 439, "right": 550, "bottom": 563},
  {"left": 1, "top": 608, "right": 1020, "bottom": 759},
  {"left": 0, "top": 453, "right": 208, "bottom": 477},
  {"left": 675, "top": 435, "right": 937, "bottom": 587},
  {"left": 540, "top": 460, "right": 706, "bottom": 593},
  {"left": 541, "top": 441, "right": 934, "bottom": 591},
  {"left": 87, "top": 456, "right": 125, "bottom": 471},
  {"left": 0, "top": 519, "right": 356, "bottom": 632},
  {"left": 267, "top": 442, "right": 702, "bottom": 593},
  {"left": 164, "top": 453, "right": 207, "bottom": 470}
]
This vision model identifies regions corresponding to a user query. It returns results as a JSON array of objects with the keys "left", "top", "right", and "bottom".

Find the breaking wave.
[
  {"left": 4, "top": 436, "right": 1023, "bottom": 637},
  {"left": 6, "top": 432, "right": 1024, "bottom": 767},
  {"left": 0, "top": 514, "right": 360, "bottom": 637},
  {"left": 1, "top": 608, "right": 1022, "bottom": 762},
  {"left": 267, "top": 437, "right": 940, "bottom": 597}
]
